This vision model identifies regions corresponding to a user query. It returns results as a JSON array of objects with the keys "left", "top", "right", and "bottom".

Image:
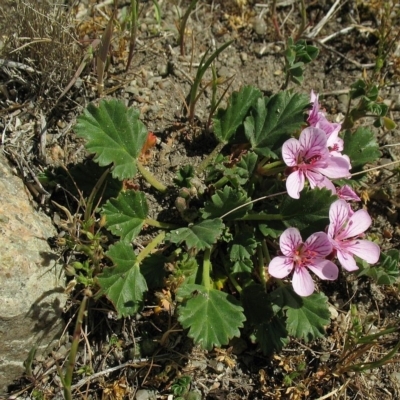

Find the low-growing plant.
[
  {"left": 42, "top": 34, "right": 398, "bottom": 399},
  {"left": 70, "top": 82, "right": 399, "bottom": 357}
]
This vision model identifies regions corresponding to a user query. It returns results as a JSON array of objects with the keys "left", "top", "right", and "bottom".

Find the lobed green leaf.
[
  {"left": 177, "top": 284, "right": 246, "bottom": 350},
  {"left": 342, "top": 127, "right": 381, "bottom": 171},
  {"left": 168, "top": 219, "right": 224, "bottom": 251},
  {"left": 97, "top": 242, "right": 148, "bottom": 317},
  {"left": 244, "top": 91, "right": 309, "bottom": 157},
  {"left": 102, "top": 190, "right": 148, "bottom": 242},
  {"left": 271, "top": 286, "right": 330, "bottom": 342},
  {"left": 75, "top": 99, "right": 148, "bottom": 180},
  {"left": 213, "top": 86, "right": 262, "bottom": 143}
]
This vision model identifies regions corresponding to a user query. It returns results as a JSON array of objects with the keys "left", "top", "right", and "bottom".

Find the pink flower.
[
  {"left": 282, "top": 127, "right": 351, "bottom": 199},
  {"left": 269, "top": 228, "right": 338, "bottom": 297},
  {"left": 336, "top": 185, "right": 361, "bottom": 202},
  {"left": 308, "top": 91, "right": 343, "bottom": 153},
  {"left": 327, "top": 200, "right": 380, "bottom": 271}
]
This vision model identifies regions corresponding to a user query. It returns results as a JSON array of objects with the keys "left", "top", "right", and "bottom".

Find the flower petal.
[
  {"left": 339, "top": 209, "right": 372, "bottom": 239},
  {"left": 269, "top": 256, "right": 294, "bottom": 278},
  {"left": 308, "top": 259, "right": 338, "bottom": 280},
  {"left": 316, "top": 117, "right": 341, "bottom": 139},
  {"left": 336, "top": 185, "right": 361, "bottom": 202},
  {"left": 292, "top": 267, "right": 315, "bottom": 296},
  {"left": 328, "top": 199, "right": 350, "bottom": 239},
  {"left": 336, "top": 248, "right": 358, "bottom": 271},
  {"left": 282, "top": 138, "right": 301, "bottom": 167},
  {"left": 286, "top": 169, "right": 305, "bottom": 199},
  {"left": 318, "top": 155, "right": 351, "bottom": 179},
  {"left": 306, "top": 170, "right": 335, "bottom": 193},
  {"left": 280, "top": 227, "right": 302, "bottom": 256},
  {"left": 304, "top": 232, "right": 332, "bottom": 257},
  {"left": 308, "top": 90, "right": 320, "bottom": 126},
  {"left": 299, "top": 127, "right": 328, "bottom": 160},
  {"left": 346, "top": 239, "right": 380, "bottom": 265}
]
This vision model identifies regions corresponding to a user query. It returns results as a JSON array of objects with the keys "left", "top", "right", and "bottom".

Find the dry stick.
[
  {"left": 350, "top": 160, "right": 400, "bottom": 177},
  {"left": 307, "top": 0, "right": 342, "bottom": 39},
  {"left": 315, "top": 379, "right": 352, "bottom": 400},
  {"left": 309, "top": 38, "right": 375, "bottom": 69},
  {"left": 320, "top": 26, "right": 355, "bottom": 44},
  {"left": 70, "top": 359, "right": 154, "bottom": 391}
]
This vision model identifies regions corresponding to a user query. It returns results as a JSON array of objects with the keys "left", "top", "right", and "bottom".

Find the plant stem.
[
  {"left": 126, "top": 0, "right": 139, "bottom": 71},
  {"left": 188, "top": 40, "right": 233, "bottom": 124},
  {"left": 85, "top": 167, "right": 110, "bottom": 223},
  {"left": 213, "top": 176, "right": 229, "bottom": 190},
  {"left": 136, "top": 231, "right": 166, "bottom": 263},
  {"left": 258, "top": 160, "right": 285, "bottom": 176},
  {"left": 256, "top": 244, "right": 266, "bottom": 290},
  {"left": 261, "top": 240, "right": 271, "bottom": 264},
  {"left": 295, "top": 0, "right": 307, "bottom": 41},
  {"left": 145, "top": 218, "right": 180, "bottom": 230},
  {"left": 202, "top": 247, "right": 212, "bottom": 289},
  {"left": 137, "top": 160, "right": 167, "bottom": 193},
  {"left": 196, "top": 141, "right": 225, "bottom": 175},
  {"left": 239, "top": 213, "right": 282, "bottom": 221},
  {"left": 178, "top": 0, "right": 199, "bottom": 56},
  {"left": 63, "top": 292, "right": 90, "bottom": 400}
]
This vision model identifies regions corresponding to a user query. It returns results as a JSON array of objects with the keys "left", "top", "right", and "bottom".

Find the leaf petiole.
[
  {"left": 202, "top": 247, "right": 212, "bottom": 290},
  {"left": 137, "top": 160, "right": 167, "bottom": 193},
  {"left": 136, "top": 231, "right": 166, "bottom": 264}
]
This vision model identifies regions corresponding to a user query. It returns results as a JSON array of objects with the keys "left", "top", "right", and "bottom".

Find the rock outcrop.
[{"left": 0, "top": 151, "right": 66, "bottom": 394}]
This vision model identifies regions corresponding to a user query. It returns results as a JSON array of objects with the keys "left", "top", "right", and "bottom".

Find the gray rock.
[{"left": 0, "top": 151, "right": 66, "bottom": 394}]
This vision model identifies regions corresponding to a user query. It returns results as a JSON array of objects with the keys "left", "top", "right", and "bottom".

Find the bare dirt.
[{"left": 1, "top": 0, "right": 400, "bottom": 399}]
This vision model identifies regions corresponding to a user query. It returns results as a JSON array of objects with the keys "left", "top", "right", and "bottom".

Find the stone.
[{"left": 0, "top": 151, "right": 66, "bottom": 395}]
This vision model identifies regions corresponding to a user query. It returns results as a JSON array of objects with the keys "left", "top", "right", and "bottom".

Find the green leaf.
[
  {"left": 174, "top": 165, "right": 195, "bottom": 187},
  {"left": 244, "top": 91, "right": 309, "bottom": 157},
  {"left": 349, "top": 79, "right": 367, "bottom": 99},
  {"left": 255, "top": 318, "right": 288, "bottom": 354},
  {"left": 97, "top": 242, "right": 148, "bottom": 317},
  {"left": 258, "top": 224, "right": 283, "bottom": 239},
  {"left": 202, "top": 186, "right": 252, "bottom": 220},
  {"left": 357, "top": 249, "right": 399, "bottom": 285},
  {"left": 168, "top": 219, "right": 224, "bottom": 251},
  {"left": 281, "top": 188, "right": 336, "bottom": 237},
  {"left": 229, "top": 231, "right": 257, "bottom": 273},
  {"left": 177, "top": 284, "right": 246, "bottom": 350},
  {"left": 75, "top": 99, "right": 148, "bottom": 180},
  {"left": 102, "top": 190, "right": 148, "bottom": 242},
  {"left": 141, "top": 254, "right": 167, "bottom": 289},
  {"left": 342, "top": 127, "right": 381, "bottom": 172},
  {"left": 223, "top": 152, "right": 258, "bottom": 187},
  {"left": 241, "top": 284, "right": 272, "bottom": 325},
  {"left": 271, "top": 286, "right": 330, "bottom": 342},
  {"left": 213, "top": 86, "right": 262, "bottom": 143}
]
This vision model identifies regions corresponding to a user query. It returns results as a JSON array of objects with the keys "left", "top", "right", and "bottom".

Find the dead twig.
[
  {"left": 307, "top": 0, "right": 343, "bottom": 39},
  {"left": 307, "top": 38, "right": 375, "bottom": 69}
]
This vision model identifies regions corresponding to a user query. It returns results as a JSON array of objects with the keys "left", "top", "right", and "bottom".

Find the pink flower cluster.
[
  {"left": 269, "top": 200, "right": 380, "bottom": 296},
  {"left": 282, "top": 91, "right": 351, "bottom": 199},
  {"left": 268, "top": 92, "right": 380, "bottom": 297}
]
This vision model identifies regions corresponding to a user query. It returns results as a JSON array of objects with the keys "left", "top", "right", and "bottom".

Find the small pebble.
[{"left": 252, "top": 17, "right": 267, "bottom": 36}]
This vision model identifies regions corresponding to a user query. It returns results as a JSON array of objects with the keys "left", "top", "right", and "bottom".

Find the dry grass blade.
[{"left": 307, "top": 0, "right": 342, "bottom": 38}]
